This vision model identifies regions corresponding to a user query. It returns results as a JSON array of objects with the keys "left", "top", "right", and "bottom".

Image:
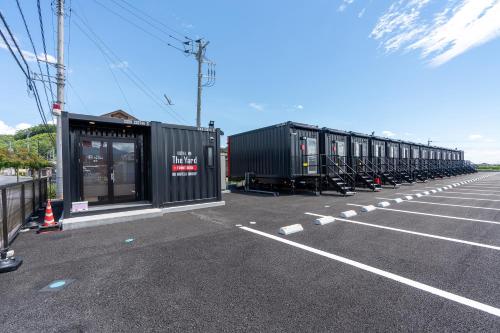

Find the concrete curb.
[
  {"left": 340, "top": 210, "right": 357, "bottom": 218},
  {"left": 279, "top": 224, "right": 304, "bottom": 235},
  {"left": 63, "top": 201, "right": 226, "bottom": 231}
]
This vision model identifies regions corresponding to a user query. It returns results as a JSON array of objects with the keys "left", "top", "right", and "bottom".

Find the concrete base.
[{"left": 62, "top": 201, "right": 226, "bottom": 231}]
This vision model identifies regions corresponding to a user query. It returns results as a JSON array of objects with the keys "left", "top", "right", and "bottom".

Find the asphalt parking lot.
[{"left": 1, "top": 172, "right": 500, "bottom": 332}]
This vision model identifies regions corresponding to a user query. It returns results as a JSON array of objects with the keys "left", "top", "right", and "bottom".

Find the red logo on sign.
[{"left": 172, "top": 164, "right": 198, "bottom": 172}]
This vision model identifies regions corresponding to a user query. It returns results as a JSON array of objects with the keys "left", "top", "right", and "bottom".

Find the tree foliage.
[
  {"left": 0, "top": 147, "right": 52, "bottom": 171},
  {"left": 13, "top": 124, "right": 56, "bottom": 140}
]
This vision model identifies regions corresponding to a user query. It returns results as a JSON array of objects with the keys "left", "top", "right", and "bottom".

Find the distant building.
[{"left": 100, "top": 110, "right": 138, "bottom": 121}]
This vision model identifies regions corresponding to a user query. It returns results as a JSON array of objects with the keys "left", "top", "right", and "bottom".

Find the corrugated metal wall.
[
  {"left": 155, "top": 124, "right": 220, "bottom": 206},
  {"left": 229, "top": 124, "right": 290, "bottom": 179}
]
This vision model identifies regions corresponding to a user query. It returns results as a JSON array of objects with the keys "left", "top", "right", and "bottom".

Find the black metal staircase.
[
  {"left": 354, "top": 158, "right": 382, "bottom": 191},
  {"left": 320, "top": 155, "right": 356, "bottom": 196}
]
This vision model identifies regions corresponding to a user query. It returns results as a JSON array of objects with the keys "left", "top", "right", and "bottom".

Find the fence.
[{"left": 1, "top": 177, "right": 49, "bottom": 248}]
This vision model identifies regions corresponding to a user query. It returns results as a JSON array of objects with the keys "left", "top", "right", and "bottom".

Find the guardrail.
[{"left": 1, "top": 177, "right": 50, "bottom": 248}]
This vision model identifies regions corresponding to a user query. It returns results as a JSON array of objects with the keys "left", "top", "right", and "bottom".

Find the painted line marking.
[
  {"left": 239, "top": 226, "right": 500, "bottom": 318},
  {"left": 461, "top": 186, "right": 500, "bottom": 190},
  {"left": 425, "top": 195, "right": 500, "bottom": 202},
  {"left": 436, "top": 191, "right": 500, "bottom": 197},
  {"left": 451, "top": 189, "right": 500, "bottom": 193},
  {"left": 306, "top": 211, "right": 500, "bottom": 251},
  {"left": 375, "top": 198, "right": 500, "bottom": 212},
  {"left": 347, "top": 204, "right": 500, "bottom": 226}
]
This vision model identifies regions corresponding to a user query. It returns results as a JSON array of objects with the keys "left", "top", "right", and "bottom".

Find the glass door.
[
  {"left": 81, "top": 138, "right": 138, "bottom": 205},
  {"left": 81, "top": 139, "right": 110, "bottom": 203},
  {"left": 112, "top": 141, "right": 136, "bottom": 203},
  {"left": 306, "top": 138, "right": 318, "bottom": 174}
]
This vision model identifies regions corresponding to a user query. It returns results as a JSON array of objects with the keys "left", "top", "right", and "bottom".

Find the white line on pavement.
[
  {"left": 437, "top": 191, "right": 500, "bottom": 197},
  {"left": 425, "top": 195, "right": 500, "bottom": 202},
  {"left": 239, "top": 226, "right": 500, "bottom": 318},
  {"left": 461, "top": 186, "right": 500, "bottom": 190},
  {"left": 375, "top": 198, "right": 500, "bottom": 212},
  {"left": 346, "top": 204, "right": 500, "bottom": 226},
  {"left": 444, "top": 189, "right": 500, "bottom": 193},
  {"left": 305, "top": 212, "right": 500, "bottom": 251}
]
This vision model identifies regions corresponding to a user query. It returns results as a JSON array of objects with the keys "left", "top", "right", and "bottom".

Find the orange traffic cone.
[{"left": 37, "top": 200, "right": 61, "bottom": 233}]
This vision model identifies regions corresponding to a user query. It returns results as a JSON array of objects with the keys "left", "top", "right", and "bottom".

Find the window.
[
  {"left": 336, "top": 141, "right": 346, "bottom": 157},
  {"left": 207, "top": 146, "right": 214, "bottom": 168},
  {"left": 354, "top": 143, "right": 361, "bottom": 157}
]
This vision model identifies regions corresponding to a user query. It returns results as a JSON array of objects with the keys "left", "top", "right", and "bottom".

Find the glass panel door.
[
  {"left": 306, "top": 138, "right": 318, "bottom": 174},
  {"left": 112, "top": 141, "right": 136, "bottom": 203},
  {"left": 81, "top": 139, "right": 109, "bottom": 203}
]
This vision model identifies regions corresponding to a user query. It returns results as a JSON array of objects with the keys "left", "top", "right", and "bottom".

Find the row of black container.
[{"left": 227, "top": 122, "right": 476, "bottom": 195}]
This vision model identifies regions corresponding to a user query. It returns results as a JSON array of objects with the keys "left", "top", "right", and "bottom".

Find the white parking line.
[
  {"left": 375, "top": 198, "right": 500, "bottom": 212},
  {"left": 305, "top": 212, "right": 500, "bottom": 251},
  {"left": 425, "top": 195, "right": 500, "bottom": 202},
  {"left": 346, "top": 204, "right": 500, "bottom": 226},
  {"left": 437, "top": 191, "right": 500, "bottom": 197},
  {"left": 240, "top": 226, "right": 500, "bottom": 318},
  {"left": 414, "top": 188, "right": 500, "bottom": 194}
]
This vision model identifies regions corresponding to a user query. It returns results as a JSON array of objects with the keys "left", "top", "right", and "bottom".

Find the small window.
[
  {"left": 207, "top": 146, "right": 214, "bottom": 168},
  {"left": 354, "top": 143, "right": 361, "bottom": 157}
]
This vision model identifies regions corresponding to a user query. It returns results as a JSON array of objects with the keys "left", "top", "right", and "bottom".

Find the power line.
[
  {"left": 66, "top": 80, "right": 90, "bottom": 114},
  {"left": 109, "top": 0, "right": 194, "bottom": 50},
  {"left": 38, "top": 0, "right": 56, "bottom": 102},
  {"left": 72, "top": 15, "right": 186, "bottom": 124},
  {"left": 65, "top": 0, "right": 72, "bottom": 106},
  {"left": 0, "top": 10, "right": 55, "bottom": 145},
  {"left": 15, "top": 0, "right": 54, "bottom": 125},
  {"left": 91, "top": 0, "right": 192, "bottom": 56},
  {"left": 116, "top": 0, "right": 192, "bottom": 39}
]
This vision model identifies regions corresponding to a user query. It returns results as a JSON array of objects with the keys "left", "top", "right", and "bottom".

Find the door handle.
[{"left": 111, "top": 170, "right": 115, "bottom": 183}]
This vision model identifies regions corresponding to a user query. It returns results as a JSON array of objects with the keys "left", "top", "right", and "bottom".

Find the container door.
[
  {"left": 306, "top": 138, "right": 318, "bottom": 174},
  {"left": 336, "top": 141, "right": 346, "bottom": 157},
  {"left": 81, "top": 139, "right": 110, "bottom": 204},
  {"left": 111, "top": 141, "right": 137, "bottom": 203},
  {"left": 81, "top": 138, "right": 138, "bottom": 205}
]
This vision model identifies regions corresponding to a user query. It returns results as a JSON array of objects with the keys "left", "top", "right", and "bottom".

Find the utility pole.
[
  {"left": 428, "top": 139, "right": 433, "bottom": 146},
  {"left": 195, "top": 39, "right": 209, "bottom": 128},
  {"left": 54, "top": 0, "right": 65, "bottom": 199}
]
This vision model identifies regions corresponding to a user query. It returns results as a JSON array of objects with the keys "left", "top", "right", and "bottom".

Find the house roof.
[{"left": 100, "top": 110, "right": 138, "bottom": 121}]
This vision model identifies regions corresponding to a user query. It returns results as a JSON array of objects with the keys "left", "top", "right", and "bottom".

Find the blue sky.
[{"left": 1, "top": 0, "right": 499, "bottom": 162}]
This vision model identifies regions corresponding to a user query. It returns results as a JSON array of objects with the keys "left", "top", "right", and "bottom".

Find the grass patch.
[{"left": 477, "top": 165, "right": 500, "bottom": 171}]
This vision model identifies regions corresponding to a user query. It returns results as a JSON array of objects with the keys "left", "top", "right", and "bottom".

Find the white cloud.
[
  {"left": 338, "top": 0, "right": 355, "bottom": 12},
  {"left": 110, "top": 60, "right": 129, "bottom": 69},
  {"left": 0, "top": 121, "right": 32, "bottom": 135},
  {"left": 382, "top": 130, "right": 397, "bottom": 137},
  {"left": 358, "top": 8, "right": 366, "bottom": 18},
  {"left": 294, "top": 104, "right": 304, "bottom": 110},
  {"left": 370, "top": 0, "right": 500, "bottom": 66},
  {"left": 0, "top": 33, "right": 56, "bottom": 64},
  {"left": 249, "top": 102, "right": 264, "bottom": 112},
  {"left": 468, "top": 134, "right": 484, "bottom": 140}
]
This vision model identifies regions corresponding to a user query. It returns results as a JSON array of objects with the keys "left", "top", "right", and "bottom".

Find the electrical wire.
[
  {"left": 72, "top": 16, "right": 186, "bottom": 124},
  {"left": 37, "top": 0, "right": 56, "bottom": 102},
  {"left": 0, "top": 10, "right": 55, "bottom": 145},
  {"left": 72, "top": 7, "right": 186, "bottom": 121},
  {"left": 116, "top": 0, "right": 192, "bottom": 39},
  {"left": 15, "top": 0, "right": 54, "bottom": 124},
  {"left": 91, "top": 0, "right": 192, "bottom": 56}
]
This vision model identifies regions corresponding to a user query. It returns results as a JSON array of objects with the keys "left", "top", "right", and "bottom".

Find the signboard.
[
  {"left": 71, "top": 201, "right": 89, "bottom": 212},
  {"left": 171, "top": 151, "right": 199, "bottom": 177}
]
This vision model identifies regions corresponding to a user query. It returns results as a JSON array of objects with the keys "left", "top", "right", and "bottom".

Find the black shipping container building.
[
  {"left": 61, "top": 112, "right": 222, "bottom": 218},
  {"left": 228, "top": 122, "right": 321, "bottom": 189}
]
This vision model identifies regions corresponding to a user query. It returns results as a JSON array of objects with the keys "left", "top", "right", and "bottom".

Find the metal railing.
[{"left": 1, "top": 177, "right": 49, "bottom": 248}]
